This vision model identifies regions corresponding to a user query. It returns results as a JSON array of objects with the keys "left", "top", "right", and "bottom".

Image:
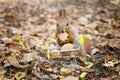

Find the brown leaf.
[
  {"left": 108, "top": 38, "right": 120, "bottom": 48},
  {"left": 60, "top": 68, "right": 75, "bottom": 76},
  {"left": 103, "top": 55, "right": 115, "bottom": 62},
  {"left": 0, "top": 66, "right": 6, "bottom": 75},
  {"left": 14, "top": 72, "right": 26, "bottom": 80},
  {"left": 61, "top": 76, "right": 78, "bottom": 80},
  {"left": 5, "top": 42, "right": 22, "bottom": 51},
  {"left": 100, "top": 77, "right": 112, "bottom": 80},
  {"left": 0, "top": 51, "right": 6, "bottom": 62},
  {"left": 36, "top": 56, "right": 49, "bottom": 63},
  {"left": 4, "top": 13, "right": 17, "bottom": 23},
  {"left": 22, "top": 53, "right": 37, "bottom": 62},
  {"left": 90, "top": 48, "right": 99, "bottom": 56},
  {"left": 24, "top": 36, "right": 41, "bottom": 49},
  {"left": 32, "top": 62, "right": 42, "bottom": 79},
  {"left": 7, "top": 56, "right": 29, "bottom": 69}
]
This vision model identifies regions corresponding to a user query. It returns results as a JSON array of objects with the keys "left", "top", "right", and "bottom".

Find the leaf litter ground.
[{"left": 0, "top": 0, "right": 120, "bottom": 80}]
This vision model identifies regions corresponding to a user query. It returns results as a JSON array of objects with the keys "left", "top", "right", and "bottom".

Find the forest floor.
[{"left": 0, "top": 0, "right": 120, "bottom": 80}]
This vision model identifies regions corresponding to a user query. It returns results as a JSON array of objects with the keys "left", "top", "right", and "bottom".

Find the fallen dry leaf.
[
  {"left": 14, "top": 72, "right": 26, "bottom": 80},
  {"left": 103, "top": 55, "right": 115, "bottom": 62},
  {"left": 0, "top": 53, "right": 6, "bottom": 62},
  {"left": 7, "top": 56, "right": 29, "bottom": 69},
  {"left": 22, "top": 52, "right": 37, "bottom": 62},
  {"left": 0, "top": 0, "right": 120, "bottom": 79},
  {"left": 61, "top": 76, "right": 78, "bottom": 80},
  {"left": 0, "top": 66, "right": 6, "bottom": 75},
  {"left": 103, "top": 60, "right": 120, "bottom": 67},
  {"left": 100, "top": 77, "right": 112, "bottom": 80},
  {"left": 60, "top": 68, "right": 75, "bottom": 76},
  {"left": 32, "top": 62, "right": 43, "bottom": 79},
  {"left": 108, "top": 38, "right": 120, "bottom": 48},
  {"left": 5, "top": 42, "right": 22, "bottom": 51}
]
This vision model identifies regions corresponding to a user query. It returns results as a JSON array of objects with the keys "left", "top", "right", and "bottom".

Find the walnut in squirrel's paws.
[{"left": 58, "top": 32, "right": 68, "bottom": 42}]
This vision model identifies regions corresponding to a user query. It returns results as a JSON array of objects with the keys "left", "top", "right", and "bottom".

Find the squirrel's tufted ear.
[{"left": 58, "top": 9, "right": 66, "bottom": 18}]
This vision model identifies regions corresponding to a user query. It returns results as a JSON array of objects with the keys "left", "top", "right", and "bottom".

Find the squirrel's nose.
[{"left": 61, "top": 30, "right": 64, "bottom": 33}]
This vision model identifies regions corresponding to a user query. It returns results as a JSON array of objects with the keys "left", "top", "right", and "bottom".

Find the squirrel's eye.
[
  {"left": 57, "top": 24, "right": 59, "bottom": 27},
  {"left": 66, "top": 23, "right": 69, "bottom": 26}
]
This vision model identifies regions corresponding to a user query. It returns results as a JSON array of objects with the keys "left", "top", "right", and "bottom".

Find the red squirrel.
[{"left": 56, "top": 9, "right": 91, "bottom": 56}]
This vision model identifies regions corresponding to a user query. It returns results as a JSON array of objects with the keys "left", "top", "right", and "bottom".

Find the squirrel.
[{"left": 55, "top": 9, "right": 91, "bottom": 56}]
